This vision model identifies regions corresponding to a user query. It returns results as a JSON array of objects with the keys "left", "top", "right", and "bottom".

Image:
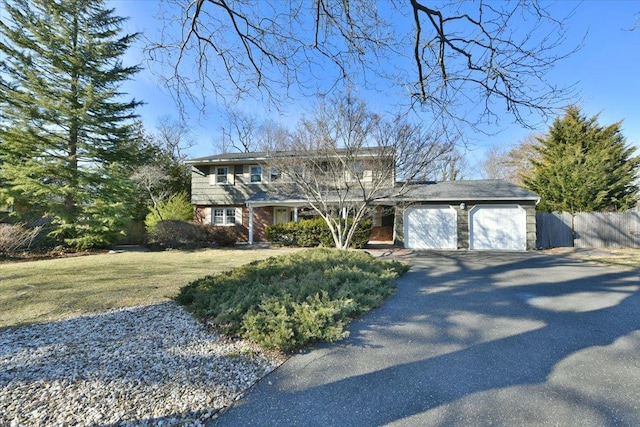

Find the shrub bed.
[
  {"left": 175, "top": 248, "right": 409, "bottom": 351},
  {"left": 150, "top": 220, "right": 237, "bottom": 249},
  {"left": 265, "top": 218, "right": 371, "bottom": 249}
]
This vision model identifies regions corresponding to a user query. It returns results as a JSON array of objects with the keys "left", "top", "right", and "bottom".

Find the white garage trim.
[
  {"left": 469, "top": 204, "right": 526, "bottom": 250},
  {"left": 404, "top": 205, "right": 458, "bottom": 249}
]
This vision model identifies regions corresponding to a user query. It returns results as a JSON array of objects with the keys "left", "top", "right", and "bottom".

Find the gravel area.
[{"left": 0, "top": 302, "right": 286, "bottom": 426}]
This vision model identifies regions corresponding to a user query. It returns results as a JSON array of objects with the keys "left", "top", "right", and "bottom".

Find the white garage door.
[
  {"left": 470, "top": 205, "right": 526, "bottom": 250},
  {"left": 404, "top": 206, "right": 457, "bottom": 249}
]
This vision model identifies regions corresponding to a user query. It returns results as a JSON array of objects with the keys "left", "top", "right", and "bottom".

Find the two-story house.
[
  {"left": 187, "top": 149, "right": 541, "bottom": 250},
  {"left": 187, "top": 147, "right": 394, "bottom": 244}
]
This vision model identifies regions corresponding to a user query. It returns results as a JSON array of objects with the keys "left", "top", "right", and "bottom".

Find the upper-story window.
[
  {"left": 269, "top": 167, "right": 281, "bottom": 183},
  {"left": 250, "top": 165, "right": 262, "bottom": 183},
  {"left": 216, "top": 167, "right": 228, "bottom": 184},
  {"left": 352, "top": 162, "right": 364, "bottom": 180}
]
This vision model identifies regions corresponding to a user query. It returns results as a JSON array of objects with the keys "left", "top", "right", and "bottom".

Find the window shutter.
[
  {"left": 235, "top": 207, "right": 243, "bottom": 225},
  {"left": 209, "top": 167, "right": 216, "bottom": 185}
]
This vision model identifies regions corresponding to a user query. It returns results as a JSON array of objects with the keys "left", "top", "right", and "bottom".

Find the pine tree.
[
  {"left": 0, "top": 0, "right": 142, "bottom": 248},
  {"left": 524, "top": 106, "right": 640, "bottom": 213}
]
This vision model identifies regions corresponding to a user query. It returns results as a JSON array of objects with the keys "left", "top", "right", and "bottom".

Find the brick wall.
[{"left": 244, "top": 207, "right": 273, "bottom": 242}]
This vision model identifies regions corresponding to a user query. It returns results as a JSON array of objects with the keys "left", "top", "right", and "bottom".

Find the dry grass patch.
[
  {"left": 579, "top": 248, "right": 640, "bottom": 271},
  {"left": 544, "top": 247, "right": 640, "bottom": 271},
  {"left": 0, "top": 247, "right": 301, "bottom": 329}
]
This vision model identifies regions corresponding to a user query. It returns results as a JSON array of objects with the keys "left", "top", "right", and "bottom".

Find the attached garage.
[
  {"left": 469, "top": 205, "right": 527, "bottom": 250},
  {"left": 394, "top": 180, "right": 540, "bottom": 251},
  {"left": 404, "top": 206, "right": 457, "bottom": 249}
]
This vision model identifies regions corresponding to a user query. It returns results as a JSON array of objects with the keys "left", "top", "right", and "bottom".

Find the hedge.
[
  {"left": 151, "top": 220, "right": 237, "bottom": 248},
  {"left": 265, "top": 217, "right": 371, "bottom": 249}
]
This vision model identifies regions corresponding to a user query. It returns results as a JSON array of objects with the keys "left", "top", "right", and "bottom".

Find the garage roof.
[{"left": 398, "top": 180, "right": 540, "bottom": 203}]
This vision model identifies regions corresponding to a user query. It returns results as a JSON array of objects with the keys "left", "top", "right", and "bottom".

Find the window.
[
  {"left": 353, "top": 163, "right": 364, "bottom": 179},
  {"left": 213, "top": 208, "right": 237, "bottom": 225},
  {"left": 270, "top": 167, "right": 281, "bottom": 182},
  {"left": 213, "top": 208, "right": 225, "bottom": 225},
  {"left": 346, "top": 163, "right": 364, "bottom": 182},
  {"left": 225, "top": 208, "right": 236, "bottom": 224},
  {"left": 216, "top": 167, "right": 228, "bottom": 184},
  {"left": 292, "top": 165, "right": 305, "bottom": 179},
  {"left": 250, "top": 166, "right": 262, "bottom": 183}
]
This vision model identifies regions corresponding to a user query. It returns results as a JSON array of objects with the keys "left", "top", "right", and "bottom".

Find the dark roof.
[
  {"left": 186, "top": 146, "right": 387, "bottom": 165},
  {"left": 245, "top": 180, "right": 538, "bottom": 206},
  {"left": 397, "top": 180, "right": 540, "bottom": 202},
  {"left": 246, "top": 190, "right": 357, "bottom": 206},
  {"left": 187, "top": 151, "right": 271, "bottom": 164},
  {"left": 247, "top": 191, "right": 307, "bottom": 203}
]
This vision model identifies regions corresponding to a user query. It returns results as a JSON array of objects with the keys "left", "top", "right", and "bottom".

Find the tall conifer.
[
  {"left": 524, "top": 107, "right": 639, "bottom": 213},
  {"left": 0, "top": 0, "right": 142, "bottom": 248}
]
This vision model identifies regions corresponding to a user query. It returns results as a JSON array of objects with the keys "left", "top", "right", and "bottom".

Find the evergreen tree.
[
  {"left": 524, "top": 107, "right": 639, "bottom": 213},
  {"left": 0, "top": 0, "right": 142, "bottom": 248}
]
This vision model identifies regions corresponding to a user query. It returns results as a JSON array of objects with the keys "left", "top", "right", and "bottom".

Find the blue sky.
[{"left": 109, "top": 0, "right": 640, "bottom": 176}]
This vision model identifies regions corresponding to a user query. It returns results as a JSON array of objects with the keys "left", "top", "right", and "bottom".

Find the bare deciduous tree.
[
  {"left": 154, "top": 115, "right": 195, "bottom": 164},
  {"left": 265, "top": 94, "right": 453, "bottom": 249},
  {"left": 131, "top": 165, "right": 170, "bottom": 218},
  {"left": 215, "top": 108, "right": 260, "bottom": 153},
  {"left": 422, "top": 147, "right": 467, "bottom": 182},
  {"left": 258, "top": 119, "right": 291, "bottom": 153},
  {"left": 482, "top": 134, "right": 542, "bottom": 185},
  {"left": 150, "top": 0, "right": 578, "bottom": 128},
  {"left": 131, "top": 116, "right": 194, "bottom": 213}
]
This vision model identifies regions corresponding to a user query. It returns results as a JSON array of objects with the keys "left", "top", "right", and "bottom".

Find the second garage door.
[
  {"left": 469, "top": 205, "right": 526, "bottom": 250},
  {"left": 404, "top": 206, "right": 457, "bottom": 249}
]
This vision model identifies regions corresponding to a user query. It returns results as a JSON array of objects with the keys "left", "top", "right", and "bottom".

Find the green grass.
[
  {"left": 0, "top": 247, "right": 300, "bottom": 329},
  {"left": 176, "top": 248, "right": 409, "bottom": 351}
]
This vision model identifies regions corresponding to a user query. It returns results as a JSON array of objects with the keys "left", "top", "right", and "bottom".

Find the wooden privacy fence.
[{"left": 536, "top": 212, "right": 640, "bottom": 249}]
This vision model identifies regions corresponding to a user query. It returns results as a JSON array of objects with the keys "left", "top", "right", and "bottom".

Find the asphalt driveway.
[{"left": 214, "top": 251, "right": 640, "bottom": 426}]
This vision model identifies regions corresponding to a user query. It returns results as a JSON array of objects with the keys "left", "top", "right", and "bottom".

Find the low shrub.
[
  {"left": 242, "top": 292, "right": 352, "bottom": 351},
  {"left": 350, "top": 219, "right": 373, "bottom": 249},
  {"left": 209, "top": 226, "right": 238, "bottom": 247},
  {"left": 0, "top": 222, "right": 43, "bottom": 255},
  {"left": 152, "top": 220, "right": 205, "bottom": 248},
  {"left": 265, "top": 221, "right": 297, "bottom": 246},
  {"left": 175, "top": 248, "right": 409, "bottom": 351},
  {"left": 265, "top": 218, "right": 371, "bottom": 249},
  {"left": 151, "top": 220, "right": 239, "bottom": 249}
]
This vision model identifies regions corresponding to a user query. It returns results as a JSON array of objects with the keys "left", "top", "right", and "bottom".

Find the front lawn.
[
  {"left": 0, "top": 247, "right": 300, "bottom": 329},
  {"left": 176, "top": 248, "right": 409, "bottom": 351}
]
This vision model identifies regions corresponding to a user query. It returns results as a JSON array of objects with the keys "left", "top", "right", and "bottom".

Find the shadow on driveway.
[{"left": 214, "top": 251, "right": 640, "bottom": 426}]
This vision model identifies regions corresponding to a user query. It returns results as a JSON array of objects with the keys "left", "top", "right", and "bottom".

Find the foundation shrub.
[
  {"left": 208, "top": 226, "right": 238, "bottom": 247},
  {"left": 265, "top": 218, "right": 371, "bottom": 249},
  {"left": 150, "top": 220, "right": 237, "bottom": 249}
]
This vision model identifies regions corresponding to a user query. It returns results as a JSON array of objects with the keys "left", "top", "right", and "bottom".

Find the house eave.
[
  {"left": 186, "top": 146, "right": 389, "bottom": 166},
  {"left": 246, "top": 200, "right": 309, "bottom": 208},
  {"left": 396, "top": 196, "right": 540, "bottom": 203},
  {"left": 185, "top": 157, "right": 269, "bottom": 166}
]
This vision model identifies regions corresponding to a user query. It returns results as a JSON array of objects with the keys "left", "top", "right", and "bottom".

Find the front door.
[{"left": 274, "top": 207, "right": 290, "bottom": 224}]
